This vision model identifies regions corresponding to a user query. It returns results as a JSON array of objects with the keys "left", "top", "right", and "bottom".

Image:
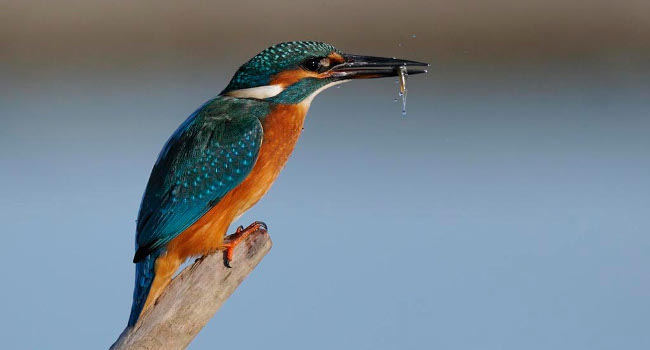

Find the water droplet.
[{"left": 411, "top": 34, "right": 416, "bottom": 38}]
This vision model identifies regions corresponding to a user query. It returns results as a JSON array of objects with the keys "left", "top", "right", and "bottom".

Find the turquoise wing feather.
[{"left": 133, "top": 97, "right": 265, "bottom": 262}]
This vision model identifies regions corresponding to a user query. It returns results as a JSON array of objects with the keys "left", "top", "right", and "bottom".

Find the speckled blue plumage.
[
  {"left": 222, "top": 41, "right": 341, "bottom": 93},
  {"left": 134, "top": 97, "right": 268, "bottom": 261},
  {"left": 128, "top": 96, "right": 269, "bottom": 326}
]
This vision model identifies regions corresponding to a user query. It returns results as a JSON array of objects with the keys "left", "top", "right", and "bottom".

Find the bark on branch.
[{"left": 111, "top": 229, "right": 272, "bottom": 350}]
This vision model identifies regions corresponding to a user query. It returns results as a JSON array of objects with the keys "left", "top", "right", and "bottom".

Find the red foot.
[{"left": 222, "top": 221, "right": 268, "bottom": 268}]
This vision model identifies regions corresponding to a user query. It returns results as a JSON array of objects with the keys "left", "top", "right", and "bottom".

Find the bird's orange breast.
[{"left": 166, "top": 103, "right": 308, "bottom": 259}]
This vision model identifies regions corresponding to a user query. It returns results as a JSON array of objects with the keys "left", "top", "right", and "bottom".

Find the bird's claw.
[{"left": 223, "top": 221, "right": 268, "bottom": 268}]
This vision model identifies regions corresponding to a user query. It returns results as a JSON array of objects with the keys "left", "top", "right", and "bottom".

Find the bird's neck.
[
  {"left": 264, "top": 80, "right": 346, "bottom": 105},
  {"left": 255, "top": 102, "right": 309, "bottom": 183},
  {"left": 261, "top": 102, "right": 309, "bottom": 140}
]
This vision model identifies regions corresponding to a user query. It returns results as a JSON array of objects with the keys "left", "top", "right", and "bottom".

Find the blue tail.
[{"left": 128, "top": 250, "right": 161, "bottom": 326}]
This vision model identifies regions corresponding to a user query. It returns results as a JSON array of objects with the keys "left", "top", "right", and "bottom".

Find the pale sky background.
[{"left": 1, "top": 1, "right": 649, "bottom": 349}]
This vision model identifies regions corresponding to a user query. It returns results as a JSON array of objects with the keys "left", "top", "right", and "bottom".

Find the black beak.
[{"left": 331, "top": 54, "right": 429, "bottom": 79}]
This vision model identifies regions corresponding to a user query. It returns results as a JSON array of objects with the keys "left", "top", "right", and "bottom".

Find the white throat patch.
[
  {"left": 226, "top": 85, "right": 284, "bottom": 99},
  {"left": 226, "top": 80, "right": 348, "bottom": 106}
]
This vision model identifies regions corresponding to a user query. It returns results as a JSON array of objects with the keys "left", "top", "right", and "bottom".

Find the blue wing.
[{"left": 133, "top": 97, "right": 264, "bottom": 262}]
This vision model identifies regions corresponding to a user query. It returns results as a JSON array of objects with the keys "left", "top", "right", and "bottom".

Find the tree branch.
[{"left": 111, "top": 229, "right": 272, "bottom": 350}]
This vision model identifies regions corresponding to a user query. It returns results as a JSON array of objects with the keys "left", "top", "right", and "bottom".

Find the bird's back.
[
  {"left": 129, "top": 96, "right": 269, "bottom": 325},
  {"left": 134, "top": 96, "right": 269, "bottom": 261}
]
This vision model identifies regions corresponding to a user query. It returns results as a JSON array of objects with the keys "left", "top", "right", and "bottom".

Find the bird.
[{"left": 127, "top": 41, "right": 428, "bottom": 326}]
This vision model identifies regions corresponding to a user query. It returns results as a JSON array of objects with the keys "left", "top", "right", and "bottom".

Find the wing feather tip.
[{"left": 133, "top": 247, "right": 148, "bottom": 263}]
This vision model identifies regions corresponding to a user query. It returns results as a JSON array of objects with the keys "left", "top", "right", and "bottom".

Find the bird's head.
[{"left": 221, "top": 41, "right": 428, "bottom": 105}]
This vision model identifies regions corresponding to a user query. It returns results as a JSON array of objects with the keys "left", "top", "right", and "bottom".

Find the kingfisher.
[{"left": 127, "top": 41, "right": 428, "bottom": 326}]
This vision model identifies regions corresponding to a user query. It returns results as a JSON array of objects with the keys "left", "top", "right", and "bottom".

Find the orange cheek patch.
[
  {"left": 270, "top": 69, "right": 319, "bottom": 87},
  {"left": 270, "top": 52, "right": 345, "bottom": 86},
  {"left": 328, "top": 52, "right": 345, "bottom": 64}
]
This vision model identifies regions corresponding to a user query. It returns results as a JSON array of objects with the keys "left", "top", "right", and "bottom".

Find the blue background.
[{"left": 2, "top": 1, "right": 649, "bottom": 349}]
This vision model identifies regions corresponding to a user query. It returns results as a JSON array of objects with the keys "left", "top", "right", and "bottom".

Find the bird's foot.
[{"left": 222, "top": 221, "right": 268, "bottom": 268}]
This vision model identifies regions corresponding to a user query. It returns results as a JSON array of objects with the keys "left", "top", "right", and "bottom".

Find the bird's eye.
[{"left": 302, "top": 57, "right": 331, "bottom": 73}]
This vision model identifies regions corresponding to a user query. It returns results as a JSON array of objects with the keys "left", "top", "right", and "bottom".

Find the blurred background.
[{"left": 1, "top": 1, "right": 649, "bottom": 349}]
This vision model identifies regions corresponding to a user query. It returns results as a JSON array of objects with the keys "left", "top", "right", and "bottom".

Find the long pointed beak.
[{"left": 331, "top": 54, "right": 429, "bottom": 79}]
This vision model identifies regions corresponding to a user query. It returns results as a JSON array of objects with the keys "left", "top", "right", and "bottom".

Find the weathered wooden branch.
[{"left": 111, "top": 229, "right": 272, "bottom": 350}]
